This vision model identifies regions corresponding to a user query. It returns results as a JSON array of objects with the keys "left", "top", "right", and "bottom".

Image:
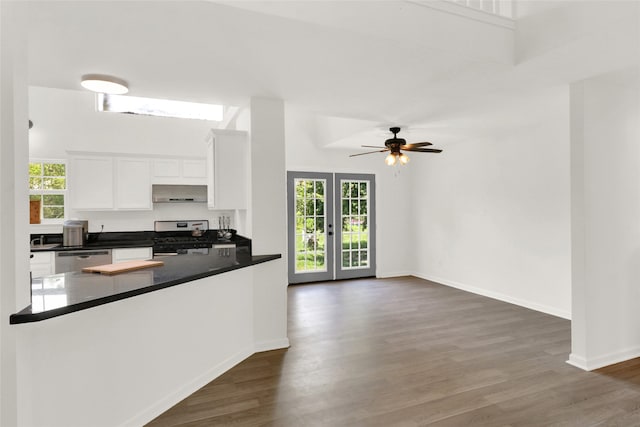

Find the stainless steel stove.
[{"left": 153, "top": 220, "right": 211, "bottom": 255}]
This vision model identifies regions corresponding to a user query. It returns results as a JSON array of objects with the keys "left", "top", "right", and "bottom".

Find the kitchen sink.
[{"left": 30, "top": 243, "right": 60, "bottom": 250}]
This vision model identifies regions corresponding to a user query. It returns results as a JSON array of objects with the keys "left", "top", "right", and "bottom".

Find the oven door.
[{"left": 154, "top": 247, "right": 210, "bottom": 256}]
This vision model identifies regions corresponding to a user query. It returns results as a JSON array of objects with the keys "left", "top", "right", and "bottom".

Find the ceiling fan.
[{"left": 350, "top": 127, "right": 442, "bottom": 166}]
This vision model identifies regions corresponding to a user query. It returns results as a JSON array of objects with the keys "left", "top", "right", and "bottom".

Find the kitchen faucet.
[{"left": 30, "top": 235, "right": 45, "bottom": 246}]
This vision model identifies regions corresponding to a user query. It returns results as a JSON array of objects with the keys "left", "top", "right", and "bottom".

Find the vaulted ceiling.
[{"left": 25, "top": 1, "right": 639, "bottom": 147}]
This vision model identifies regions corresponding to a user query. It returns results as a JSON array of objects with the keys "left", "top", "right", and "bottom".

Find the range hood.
[{"left": 152, "top": 185, "right": 208, "bottom": 203}]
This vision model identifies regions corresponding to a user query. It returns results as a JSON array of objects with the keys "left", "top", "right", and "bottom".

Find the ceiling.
[{"left": 25, "top": 1, "right": 639, "bottom": 148}]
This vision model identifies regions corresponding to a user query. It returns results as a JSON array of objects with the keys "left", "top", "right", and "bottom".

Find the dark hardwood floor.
[{"left": 147, "top": 276, "right": 640, "bottom": 426}]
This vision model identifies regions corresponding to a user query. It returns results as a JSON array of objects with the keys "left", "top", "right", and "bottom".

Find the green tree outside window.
[{"left": 29, "top": 161, "right": 66, "bottom": 221}]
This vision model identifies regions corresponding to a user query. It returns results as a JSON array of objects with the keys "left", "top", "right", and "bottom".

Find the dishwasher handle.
[{"left": 57, "top": 250, "right": 111, "bottom": 257}]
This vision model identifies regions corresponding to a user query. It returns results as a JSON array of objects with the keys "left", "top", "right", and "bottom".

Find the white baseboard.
[
  {"left": 568, "top": 347, "right": 640, "bottom": 371},
  {"left": 376, "top": 271, "right": 413, "bottom": 279},
  {"left": 566, "top": 353, "right": 589, "bottom": 370},
  {"left": 413, "top": 272, "right": 571, "bottom": 320},
  {"left": 254, "top": 337, "right": 290, "bottom": 353},
  {"left": 122, "top": 345, "right": 254, "bottom": 427}
]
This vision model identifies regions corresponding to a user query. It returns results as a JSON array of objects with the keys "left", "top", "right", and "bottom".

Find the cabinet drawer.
[{"left": 112, "top": 247, "right": 153, "bottom": 263}]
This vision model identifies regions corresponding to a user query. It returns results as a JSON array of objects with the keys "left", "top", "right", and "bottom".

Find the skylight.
[{"left": 97, "top": 93, "right": 224, "bottom": 121}]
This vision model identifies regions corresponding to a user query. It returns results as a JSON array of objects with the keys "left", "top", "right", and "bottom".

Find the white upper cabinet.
[
  {"left": 206, "top": 130, "right": 249, "bottom": 210},
  {"left": 153, "top": 159, "right": 180, "bottom": 179},
  {"left": 68, "top": 153, "right": 151, "bottom": 211},
  {"left": 152, "top": 158, "right": 207, "bottom": 184},
  {"left": 69, "top": 155, "right": 115, "bottom": 210},
  {"left": 182, "top": 159, "right": 207, "bottom": 179},
  {"left": 116, "top": 158, "right": 152, "bottom": 210}
]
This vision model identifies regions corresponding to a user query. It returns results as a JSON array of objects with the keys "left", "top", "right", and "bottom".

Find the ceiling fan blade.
[
  {"left": 401, "top": 141, "right": 433, "bottom": 149},
  {"left": 349, "top": 149, "right": 389, "bottom": 157},
  {"left": 361, "top": 145, "right": 387, "bottom": 149},
  {"left": 407, "top": 148, "right": 443, "bottom": 153}
]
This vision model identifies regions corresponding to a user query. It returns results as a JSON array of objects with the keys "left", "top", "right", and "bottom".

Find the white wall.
[
  {"left": 29, "top": 87, "right": 212, "bottom": 158},
  {"left": 1, "top": 2, "right": 30, "bottom": 425},
  {"left": 516, "top": 0, "right": 638, "bottom": 78},
  {"left": 28, "top": 86, "right": 235, "bottom": 233},
  {"left": 285, "top": 107, "right": 415, "bottom": 278},
  {"left": 411, "top": 106, "right": 572, "bottom": 319},
  {"left": 246, "top": 97, "right": 290, "bottom": 350},
  {"left": 569, "top": 67, "right": 640, "bottom": 370},
  {"left": 16, "top": 268, "right": 256, "bottom": 427}
]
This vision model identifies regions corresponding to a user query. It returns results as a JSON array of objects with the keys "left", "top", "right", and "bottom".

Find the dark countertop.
[
  {"left": 30, "top": 231, "right": 155, "bottom": 252},
  {"left": 11, "top": 250, "right": 281, "bottom": 324},
  {"left": 29, "top": 230, "right": 250, "bottom": 252},
  {"left": 30, "top": 240, "right": 156, "bottom": 252}
]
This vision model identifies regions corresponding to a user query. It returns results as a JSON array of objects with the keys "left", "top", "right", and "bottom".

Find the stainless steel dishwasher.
[{"left": 55, "top": 249, "right": 112, "bottom": 274}]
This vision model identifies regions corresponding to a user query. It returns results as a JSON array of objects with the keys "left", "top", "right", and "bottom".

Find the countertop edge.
[
  {"left": 30, "top": 242, "right": 155, "bottom": 252},
  {"left": 10, "top": 254, "right": 281, "bottom": 325}
]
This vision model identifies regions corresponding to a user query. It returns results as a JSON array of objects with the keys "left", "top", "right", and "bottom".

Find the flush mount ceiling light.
[{"left": 80, "top": 74, "right": 129, "bottom": 95}]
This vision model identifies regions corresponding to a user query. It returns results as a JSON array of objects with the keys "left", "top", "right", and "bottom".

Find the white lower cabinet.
[
  {"left": 30, "top": 252, "right": 54, "bottom": 278},
  {"left": 112, "top": 247, "right": 153, "bottom": 263}
]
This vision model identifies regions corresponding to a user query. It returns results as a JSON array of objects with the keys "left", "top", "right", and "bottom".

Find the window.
[
  {"left": 97, "top": 94, "right": 224, "bottom": 121},
  {"left": 340, "top": 180, "right": 369, "bottom": 269},
  {"left": 294, "top": 178, "right": 327, "bottom": 273},
  {"left": 29, "top": 160, "right": 66, "bottom": 222}
]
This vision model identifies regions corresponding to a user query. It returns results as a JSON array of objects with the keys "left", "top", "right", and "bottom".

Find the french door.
[{"left": 287, "top": 171, "right": 376, "bottom": 284}]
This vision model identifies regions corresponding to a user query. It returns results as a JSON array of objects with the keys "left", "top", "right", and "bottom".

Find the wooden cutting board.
[{"left": 82, "top": 260, "right": 164, "bottom": 275}]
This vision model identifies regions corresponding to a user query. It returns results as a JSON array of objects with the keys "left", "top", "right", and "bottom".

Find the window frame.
[
  {"left": 29, "top": 158, "right": 68, "bottom": 224},
  {"left": 97, "top": 93, "right": 224, "bottom": 121}
]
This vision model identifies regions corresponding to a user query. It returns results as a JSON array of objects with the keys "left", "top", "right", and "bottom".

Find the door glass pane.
[
  {"left": 294, "top": 178, "right": 327, "bottom": 273},
  {"left": 342, "top": 251, "right": 350, "bottom": 268},
  {"left": 340, "top": 180, "right": 370, "bottom": 270}
]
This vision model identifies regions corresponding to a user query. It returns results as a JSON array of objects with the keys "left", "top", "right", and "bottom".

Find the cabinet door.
[
  {"left": 70, "top": 156, "right": 114, "bottom": 210},
  {"left": 116, "top": 158, "right": 152, "bottom": 210},
  {"left": 152, "top": 158, "right": 206, "bottom": 184},
  {"left": 112, "top": 247, "right": 153, "bottom": 263},
  {"left": 208, "top": 131, "right": 248, "bottom": 209},
  {"left": 153, "top": 159, "right": 180, "bottom": 179},
  {"left": 182, "top": 159, "right": 207, "bottom": 178},
  {"left": 30, "top": 251, "right": 54, "bottom": 278}
]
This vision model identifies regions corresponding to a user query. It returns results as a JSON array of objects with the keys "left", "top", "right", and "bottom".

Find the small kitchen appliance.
[{"left": 63, "top": 220, "right": 88, "bottom": 247}]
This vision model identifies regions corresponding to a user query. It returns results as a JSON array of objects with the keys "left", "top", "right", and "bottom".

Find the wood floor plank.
[{"left": 146, "top": 276, "right": 640, "bottom": 426}]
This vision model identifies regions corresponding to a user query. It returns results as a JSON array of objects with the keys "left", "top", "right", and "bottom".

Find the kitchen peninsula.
[
  {"left": 13, "top": 237, "right": 287, "bottom": 427},
  {"left": 11, "top": 249, "right": 280, "bottom": 324}
]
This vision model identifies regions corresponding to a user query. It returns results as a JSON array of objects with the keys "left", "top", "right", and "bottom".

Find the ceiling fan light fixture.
[
  {"left": 385, "top": 152, "right": 397, "bottom": 166},
  {"left": 399, "top": 153, "right": 410, "bottom": 165},
  {"left": 349, "top": 126, "right": 442, "bottom": 164},
  {"left": 81, "top": 74, "right": 129, "bottom": 95}
]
